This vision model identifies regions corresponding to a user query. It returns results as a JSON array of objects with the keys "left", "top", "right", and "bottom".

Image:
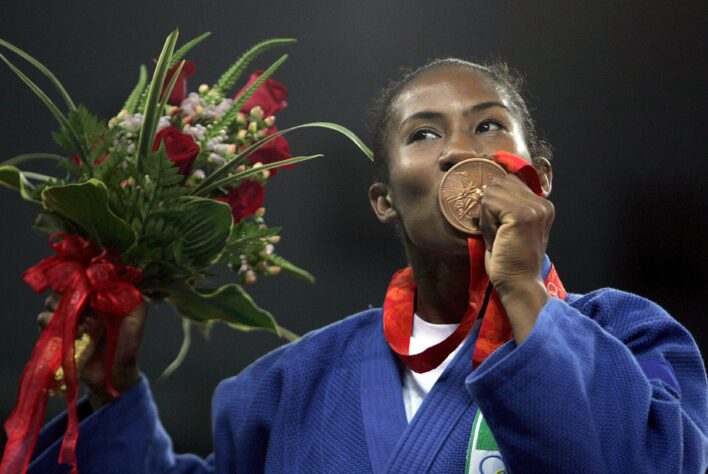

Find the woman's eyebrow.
[
  {"left": 399, "top": 102, "right": 509, "bottom": 129},
  {"left": 463, "top": 101, "right": 510, "bottom": 115},
  {"left": 399, "top": 111, "right": 442, "bottom": 130}
]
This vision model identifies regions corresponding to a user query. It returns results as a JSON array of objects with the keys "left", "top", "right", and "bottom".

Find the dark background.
[{"left": 1, "top": 0, "right": 706, "bottom": 457}]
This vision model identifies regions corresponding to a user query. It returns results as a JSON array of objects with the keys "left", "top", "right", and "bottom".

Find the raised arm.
[{"left": 466, "top": 290, "right": 708, "bottom": 473}]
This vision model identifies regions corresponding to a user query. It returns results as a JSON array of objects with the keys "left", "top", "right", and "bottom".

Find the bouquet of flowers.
[{"left": 0, "top": 29, "right": 371, "bottom": 473}]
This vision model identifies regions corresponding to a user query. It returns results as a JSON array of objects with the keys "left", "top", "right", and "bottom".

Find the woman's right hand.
[{"left": 37, "top": 293, "right": 148, "bottom": 410}]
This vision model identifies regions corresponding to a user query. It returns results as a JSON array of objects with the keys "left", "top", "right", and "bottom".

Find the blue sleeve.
[
  {"left": 29, "top": 340, "right": 292, "bottom": 473},
  {"left": 29, "top": 377, "right": 215, "bottom": 473},
  {"left": 465, "top": 290, "right": 708, "bottom": 474}
]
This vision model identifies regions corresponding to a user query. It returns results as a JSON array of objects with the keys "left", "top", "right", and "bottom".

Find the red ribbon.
[
  {"left": 383, "top": 238, "right": 491, "bottom": 373},
  {"left": 1, "top": 233, "right": 143, "bottom": 474},
  {"left": 383, "top": 152, "right": 567, "bottom": 373}
]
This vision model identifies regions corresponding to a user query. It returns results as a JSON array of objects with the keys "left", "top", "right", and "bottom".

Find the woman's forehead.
[{"left": 392, "top": 67, "right": 506, "bottom": 120}]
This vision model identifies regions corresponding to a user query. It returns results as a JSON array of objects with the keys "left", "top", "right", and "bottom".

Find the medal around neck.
[{"left": 439, "top": 158, "right": 507, "bottom": 234}]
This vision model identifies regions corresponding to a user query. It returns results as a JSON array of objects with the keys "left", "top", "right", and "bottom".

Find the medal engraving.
[{"left": 439, "top": 158, "right": 507, "bottom": 234}]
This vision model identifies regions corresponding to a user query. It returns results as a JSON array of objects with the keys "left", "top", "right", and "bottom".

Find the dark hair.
[{"left": 370, "top": 58, "right": 553, "bottom": 182}]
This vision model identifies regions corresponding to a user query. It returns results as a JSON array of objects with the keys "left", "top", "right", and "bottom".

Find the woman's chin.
[{"left": 416, "top": 233, "right": 471, "bottom": 258}]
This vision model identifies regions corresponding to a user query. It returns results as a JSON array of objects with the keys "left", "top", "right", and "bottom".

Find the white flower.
[
  {"left": 210, "top": 143, "right": 230, "bottom": 154},
  {"left": 206, "top": 136, "right": 225, "bottom": 150},
  {"left": 201, "top": 98, "right": 234, "bottom": 119},
  {"left": 180, "top": 92, "right": 202, "bottom": 117},
  {"left": 191, "top": 169, "right": 206, "bottom": 180},
  {"left": 208, "top": 154, "right": 226, "bottom": 166},
  {"left": 261, "top": 244, "right": 274, "bottom": 257},
  {"left": 119, "top": 113, "right": 144, "bottom": 133},
  {"left": 185, "top": 124, "right": 207, "bottom": 141},
  {"left": 156, "top": 115, "right": 171, "bottom": 131},
  {"left": 216, "top": 98, "right": 234, "bottom": 115}
]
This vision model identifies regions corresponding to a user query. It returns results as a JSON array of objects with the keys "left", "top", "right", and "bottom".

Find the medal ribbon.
[
  {"left": 383, "top": 151, "right": 567, "bottom": 373},
  {"left": 1, "top": 233, "right": 143, "bottom": 474}
]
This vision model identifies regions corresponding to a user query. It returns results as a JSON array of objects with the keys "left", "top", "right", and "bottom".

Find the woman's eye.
[
  {"left": 409, "top": 129, "right": 439, "bottom": 142},
  {"left": 476, "top": 120, "right": 504, "bottom": 133}
]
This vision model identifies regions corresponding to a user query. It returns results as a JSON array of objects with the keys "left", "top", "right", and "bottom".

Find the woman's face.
[{"left": 372, "top": 66, "right": 534, "bottom": 256}]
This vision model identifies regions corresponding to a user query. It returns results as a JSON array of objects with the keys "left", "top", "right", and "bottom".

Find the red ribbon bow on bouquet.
[{"left": 1, "top": 233, "right": 143, "bottom": 474}]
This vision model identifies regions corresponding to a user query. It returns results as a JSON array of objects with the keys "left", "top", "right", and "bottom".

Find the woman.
[{"left": 29, "top": 59, "right": 708, "bottom": 473}]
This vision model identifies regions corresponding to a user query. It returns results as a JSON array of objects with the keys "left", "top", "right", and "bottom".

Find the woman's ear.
[
  {"left": 534, "top": 157, "right": 553, "bottom": 198},
  {"left": 368, "top": 182, "right": 398, "bottom": 224}
]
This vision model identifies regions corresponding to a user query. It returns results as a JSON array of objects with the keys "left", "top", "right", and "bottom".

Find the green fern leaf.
[
  {"left": 206, "top": 54, "right": 288, "bottom": 140},
  {"left": 169, "top": 32, "right": 211, "bottom": 68},
  {"left": 268, "top": 253, "right": 315, "bottom": 284},
  {"left": 123, "top": 65, "right": 148, "bottom": 114},
  {"left": 214, "top": 38, "right": 295, "bottom": 95}
]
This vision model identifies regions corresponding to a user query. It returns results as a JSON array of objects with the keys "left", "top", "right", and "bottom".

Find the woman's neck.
[{"left": 404, "top": 241, "right": 471, "bottom": 325}]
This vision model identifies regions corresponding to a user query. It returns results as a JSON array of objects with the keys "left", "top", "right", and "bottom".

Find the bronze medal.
[{"left": 439, "top": 158, "right": 507, "bottom": 234}]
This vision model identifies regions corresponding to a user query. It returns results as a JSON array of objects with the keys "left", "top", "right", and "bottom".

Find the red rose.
[
  {"left": 247, "top": 127, "right": 292, "bottom": 177},
  {"left": 162, "top": 61, "right": 196, "bottom": 106},
  {"left": 215, "top": 180, "right": 265, "bottom": 223},
  {"left": 152, "top": 126, "right": 200, "bottom": 174},
  {"left": 234, "top": 70, "right": 288, "bottom": 116}
]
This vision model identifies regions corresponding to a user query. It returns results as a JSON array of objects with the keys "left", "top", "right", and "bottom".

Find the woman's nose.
[{"left": 438, "top": 133, "right": 480, "bottom": 171}]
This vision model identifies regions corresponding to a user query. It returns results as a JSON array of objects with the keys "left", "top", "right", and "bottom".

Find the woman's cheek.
[{"left": 391, "top": 160, "right": 438, "bottom": 198}]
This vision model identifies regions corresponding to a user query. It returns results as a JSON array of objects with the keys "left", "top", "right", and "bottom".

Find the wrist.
[
  {"left": 87, "top": 366, "right": 141, "bottom": 411},
  {"left": 495, "top": 278, "right": 549, "bottom": 345},
  {"left": 494, "top": 276, "right": 545, "bottom": 300}
]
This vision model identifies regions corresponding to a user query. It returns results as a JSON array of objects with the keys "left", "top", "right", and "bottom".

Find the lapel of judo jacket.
[{"left": 360, "top": 315, "right": 479, "bottom": 473}]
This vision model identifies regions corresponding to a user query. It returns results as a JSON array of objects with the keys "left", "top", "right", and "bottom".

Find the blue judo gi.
[{"left": 29, "top": 286, "right": 708, "bottom": 473}]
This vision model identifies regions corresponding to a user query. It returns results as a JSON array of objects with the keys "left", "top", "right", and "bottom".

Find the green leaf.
[
  {"left": 193, "top": 121, "right": 372, "bottom": 197},
  {"left": 33, "top": 211, "right": 78, "bottom": 235},
  {"left": 197, "top": 154, "right": 321, "bottom": 196},
  {"left": 155, "top": 60, "right": 185, "bottom": 122},
  {"left": 268, "top": 254, "right": 315, "bottom": 284},
  {"left": 41, "top": 179, "right": 136, "bottom": 251},
  {"left": 22, "top": 171, "right": 54, "bottom": 182},
  {"left": 154, "top": 196, "right": 233, "bottom": 268},
  {"left": 92, "top": 147, "right": 127, "bottom": 182},
  {"left": 2, "top": 153, "right": 64, "bottom": 167},
  {"left": 65, "top": 106, "right": 108, "bottom": 163},
  {"left": 0, "top": 165, "right": 40, "bottom": 201},
  {"left": 166, "top": 282, "right": 279, "bottom": 333},
  {"left": 0, "top": 38, "right": 76, "bottom": 110},
  {"left": 0, "top": 52, "right": 88, "bottom": 166},
  {"left": 217, "top": 223, "right": 280, "bottom": 266},
  {"left": 214, "top": 38, "right": 296, "bottom": 94},
  {"left": 127, "top": 148, "right": 188, "bottom": 230},
  {"left": 123, "top": 65, "right": 148, "bottom": 114},
  {"left": 152, "top": 281, "right": 299, "bottom": 373},
  {"left": 275, "top": 325, "right": 299, "bottom": 342},
  {"left": 157, "top": 318, "right": 192, "bottom": 380},
  {"left": 228, "top": 223, "right": 280, "bottom": 245},
  {"left": 230, "top": 53, "right": 287, "bottom": 113},
  {"left": 207, "top": 54, "right": 288, "bottom": 140},
  {"left": 136, "top": 29, "right": 179, "bottom": 172},
  {"left": 169, "top": 32, "right": 211, "bottom": 68}
]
